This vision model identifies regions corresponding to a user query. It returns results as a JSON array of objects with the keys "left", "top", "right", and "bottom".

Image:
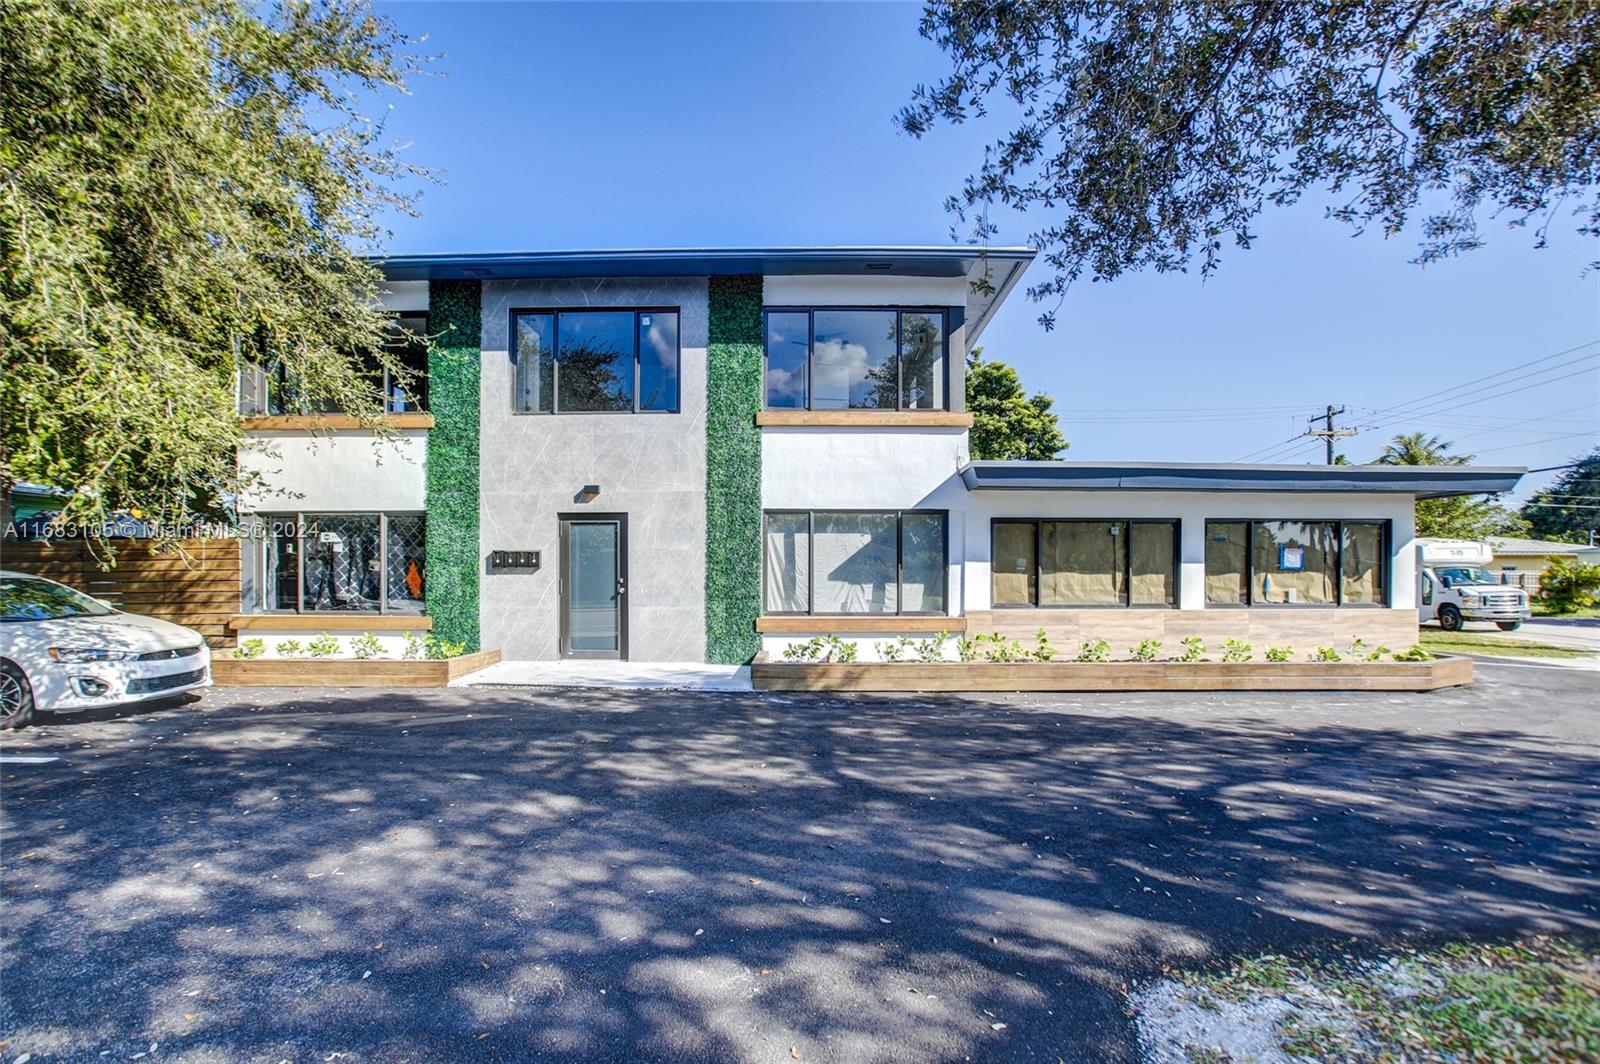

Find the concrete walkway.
[
  {"left": 459, "top": 659, "right": 753, "bottom": 691},
  {"left": 1461, "top": 617, "right": 1600, "bottom": 653}
]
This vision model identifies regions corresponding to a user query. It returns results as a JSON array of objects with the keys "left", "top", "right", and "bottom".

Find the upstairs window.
[
  {"left": 511, "top": 308, "right": 680, "bottom": 414},
  {"left": 763, "top": 308, "right": 947, "bottom": 411},
  {"left": 238, "top": 314, "right": 428, "bottom": 417}
]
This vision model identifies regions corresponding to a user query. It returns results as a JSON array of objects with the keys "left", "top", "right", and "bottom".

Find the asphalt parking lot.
[{"left": 2, "top": 663, "right": 1597, "bottom": 1063}]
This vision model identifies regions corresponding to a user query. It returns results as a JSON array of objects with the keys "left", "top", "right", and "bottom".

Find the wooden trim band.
[
  {"left": 228, "top": 614, "right": 433, "bottom": 632},
  {"left": 756, "top": 615, "right": 968, "bottom": 634},
  {"left": 241, "top": 413, "right": 435, "bottom": 431},
  {"left": 755, "top": 410, "right": 973, "bottom": 429}
]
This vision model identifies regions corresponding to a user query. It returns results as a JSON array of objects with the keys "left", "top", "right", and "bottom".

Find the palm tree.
[{"left": 1376, "top": 432, "right": 1471, "bottom": 467}]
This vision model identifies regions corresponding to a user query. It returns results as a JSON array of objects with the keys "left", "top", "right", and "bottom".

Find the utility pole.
[{"left": 1307, "top": 405, "right": 1358, "bottom": 465}]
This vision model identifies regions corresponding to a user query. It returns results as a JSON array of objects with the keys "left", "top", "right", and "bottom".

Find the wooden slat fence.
[{"left": 1, "top": 538, "right": 240, "bottom": 648}]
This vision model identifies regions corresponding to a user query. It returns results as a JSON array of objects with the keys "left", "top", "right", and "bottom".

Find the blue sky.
[{"left": 373, "top": 1, "right": 1598, "bottom": 501}]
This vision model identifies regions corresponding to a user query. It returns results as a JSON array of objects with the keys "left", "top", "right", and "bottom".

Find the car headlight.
[{"left": 48, "top": 647, "right": 131, "bottom": 663}]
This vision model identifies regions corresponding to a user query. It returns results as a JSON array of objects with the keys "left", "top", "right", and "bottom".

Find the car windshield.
[
  {"left": 0, "top": 577, "right": 117, "bottom": 622},
  {"left": 1437, "top": 567, "right": 1498, "bottom": 586}
]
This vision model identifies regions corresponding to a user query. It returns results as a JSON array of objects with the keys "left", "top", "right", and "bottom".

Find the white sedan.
[{"left": 0, "top": 571, "right": 211, "bottom": 729}]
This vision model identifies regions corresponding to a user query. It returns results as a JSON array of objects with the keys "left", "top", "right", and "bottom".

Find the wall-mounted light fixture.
[{"left": 576, "top": 484, "right": 601, "bottom": 503}]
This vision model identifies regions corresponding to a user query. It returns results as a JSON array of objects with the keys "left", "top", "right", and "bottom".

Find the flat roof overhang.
[
  {"left": 371, "top": 245, "right": 1035, "bottom": 341},
  {"left": 958, "top": 461, "right": 1526, "bottom": 499}
]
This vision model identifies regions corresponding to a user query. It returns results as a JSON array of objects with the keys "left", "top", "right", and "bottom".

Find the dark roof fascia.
[
  {"left": 370, "top": 246, "right": 1036, "bottom": 282},
  {"left": 958, "top": 462, "right": 1526, "bottom": 499}
]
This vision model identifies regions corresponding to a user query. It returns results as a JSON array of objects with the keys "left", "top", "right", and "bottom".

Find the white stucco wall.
[
  {"left": 762, "top": 274, "right": 971, "bottom": 308},
  {"left": 239, "top": 431, "right": 428, "bottom": 513}
]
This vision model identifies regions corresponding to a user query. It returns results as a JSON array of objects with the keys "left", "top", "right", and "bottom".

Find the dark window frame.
[
  {"left": 761, "top": 306, "right": 951, "bottom": 412},
  {"left": 508, "top": 306, "right": 682, "bottom": 415},
  {"left": 245, "top": 511, "right": 427, "bottom": 616},
  {"left": 990, "top": 518, "right": 1181, "bottom": 609},
  {"left": 1203, "top": 518, "right": 1391, "bottom": 608},
  {"left": 761, "top": 508, "right": 949, "bottom": 616}
]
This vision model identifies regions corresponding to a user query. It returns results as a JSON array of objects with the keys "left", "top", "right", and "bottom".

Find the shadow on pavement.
[{"left": 1, "top": 683, "right": 1597, "bottom": 1061}]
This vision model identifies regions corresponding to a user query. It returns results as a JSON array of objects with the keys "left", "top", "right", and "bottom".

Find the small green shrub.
[
  {"left": 1221, "top": 638, "right": 1252, "bottom": 663},
  {"left": 1265, "top": 645, "right": 1293, "bottom": 663},
  {"left": 913, "top": 632, "right": 950, "bottom": 662},
  {"left": 1392, "top": 644, "right": 1435, "bottom": 662},
  {"left": 425, "top": 634, "right": 468, "bottom": 660},
  {"left": 274, "top": 638, "right": 303, "bottom": 658},
  {"left": 1364, "top": 645, "right": 1391, "bottom": 662},
  {"left": 1131, "top": 639, "right": 1162, "bottom": 662},
  {"left": 350, "top": 632, "right": 384, "bottom": 660},
  {"left": 1076, "top": 637, "right": 1111, "bottom": 662},
  {"left": 782, "top": 638, "right": 822, "bottom": 662},
  {"left": 1538, "top": 558, "right": 1600, "bottom": 613},
  {"left": 402, "top": 632, "right": 426, "bottom": 660},
  {"left": 955, "top": 635, "right": 980, "bottom": 662},
  {"left": 1031, "top": 628, "right": 1057, "bottom": 662},
  {"left": 1308, "top": 645, "right": 1342, "bottom": 662},
  {"left": 235, "top": 638, "right": 266, "bottom": 660},
  {"left": 307, "top": 632, "right": 341, "bottom": 658},
  {"left": 1177, "top": 636, "right": 1206, "bottom": 663},
  {"left": 879, "top": 636, "right": 915, "bottom": 662},
  {"left": 821, "top": 634, "right": 857, "bottom": 662},
  {"left": 979, "top": 632, "right": 1027, "bottom": 662}
]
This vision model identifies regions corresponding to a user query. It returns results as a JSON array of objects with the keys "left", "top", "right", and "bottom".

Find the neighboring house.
[
  {"left": 230, "top": 246, "right": 1524, "bottom": 661},
  {"left": 1485, "top": 536, "right": 1600, "bottom": 590}
]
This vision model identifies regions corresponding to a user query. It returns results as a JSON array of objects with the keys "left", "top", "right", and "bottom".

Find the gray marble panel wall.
[{"left": 478, "top": 277, "right": 709, "bottom": 661}]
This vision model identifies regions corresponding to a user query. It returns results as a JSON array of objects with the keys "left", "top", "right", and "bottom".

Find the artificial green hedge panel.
[
  {"left": 705, "top": 274, "right": 764, "bottom": 664},
  {"left": 425, "top": 279, "right": 482, "bottom": 652}
]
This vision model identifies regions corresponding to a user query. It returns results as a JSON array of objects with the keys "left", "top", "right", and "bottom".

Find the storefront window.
[
  {"left": 761, "top": 511, "right": 947, "bottom": 615},
  {"left": 244, "top": 513, "right": 425, "bottom": 614},
  {"left": 1206, "top": 519, "right": 1389, "bottom": 606},
  {"left": 994, "top": 520, "right": 1178, "bottom": 608}
]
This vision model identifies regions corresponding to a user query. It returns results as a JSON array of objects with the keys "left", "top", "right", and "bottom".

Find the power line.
[
  {"left": 1359, "top": 339, "right": 1600, "bottom": 424},
  {"left": 1357, "top": 357, "right": 1600, "bottom": 433}
]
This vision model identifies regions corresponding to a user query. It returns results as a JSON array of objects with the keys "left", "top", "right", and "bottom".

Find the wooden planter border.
[
  {"left": 750, "top": 655, "right": 1472, "bottom": 693},
  {"left": 212, "top": 649, "right": 500, "bottom": 688}
]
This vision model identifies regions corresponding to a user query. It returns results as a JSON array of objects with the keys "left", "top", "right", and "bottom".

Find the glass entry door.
[{"left": 559, "top": 515, "right": 627, "bottom": 659}]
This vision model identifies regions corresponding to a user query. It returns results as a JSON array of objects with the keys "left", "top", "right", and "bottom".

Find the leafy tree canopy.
[
  {"left": 899, "top": 0, "right": 1600, "bottom": 326},
  {"left": 1376, "top": 431, "right": 1531, "bottom": 539},
  {"left": 0, "top": 0, "right": 426, "bottom": 535},
  {"left": 1521, "top": 450, "right": 1599, "bottom": 543},
  {"left": 966, "top": 348, "right": 1067, "bottom": 460}
]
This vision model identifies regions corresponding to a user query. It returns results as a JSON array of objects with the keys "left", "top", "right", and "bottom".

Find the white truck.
[{"left": 1416, "top": 539, "right": 1531, "bottom": 632}]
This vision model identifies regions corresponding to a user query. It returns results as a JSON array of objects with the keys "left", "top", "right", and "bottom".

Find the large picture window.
[
  {"left": 1204, "top": 519, "right": 1389, "bottom": 606},
  {"left": 992, "top": 520, "right": 1178, "bottom": 608},
  {"left": 242, "top": 513, "right": 426, "bottom": 614},
  {"left": 763, "top": 510, "right": 947, "bottom": 615},
  {"left": 762, "top": 308, "right": 947, "bottom": 411},
  {"left": 510, "top": 308, "right": 679, "bottom": 414}
]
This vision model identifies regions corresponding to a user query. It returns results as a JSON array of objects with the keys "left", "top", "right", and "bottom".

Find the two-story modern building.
[{"left": 231, "top": 246, "right": 1524, "bottom": 662}]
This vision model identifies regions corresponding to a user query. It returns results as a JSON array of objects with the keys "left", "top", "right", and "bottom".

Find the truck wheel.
[
  {"left": 1438, "top": 605, "right": 1464, "bottom": 632},
  {"left": 1496, "top": 621, "right": 1523, "bottom": 631},
  {"left": 0, "top": 661, "right": 35, "bottom": 730}
]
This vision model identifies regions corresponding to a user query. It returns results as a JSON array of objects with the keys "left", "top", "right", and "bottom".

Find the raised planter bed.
[
  {"left": 212, "top": 650, "right": 501, "bottom": 688},
  {"left": 750, "top": 655, "right": 1472, "bottom": 693}
]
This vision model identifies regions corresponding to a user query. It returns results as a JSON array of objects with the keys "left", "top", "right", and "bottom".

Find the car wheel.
[
  {"left": 1438, "top": 605, "right": 1464, "bottom": 632},
  {"left": 0, "top": 661, "right": 35, "bottom": 730},
  {"left": 1496, "top": 621, "right": 1522, "bottom": 631}
]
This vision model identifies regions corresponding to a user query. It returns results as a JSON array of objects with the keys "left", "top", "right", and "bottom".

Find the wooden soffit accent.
[
  {"left": 755, "top": 410, "right": 973, "bottom": 429},
  {"left": 756, "top": 615, "right": 968, "bottom": 634},
  {"left": 228, "top": 614, "right": 433, "bottom": 632},
  {"left": 241, "top": 413, "right": 435, "bottom": 431}
]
